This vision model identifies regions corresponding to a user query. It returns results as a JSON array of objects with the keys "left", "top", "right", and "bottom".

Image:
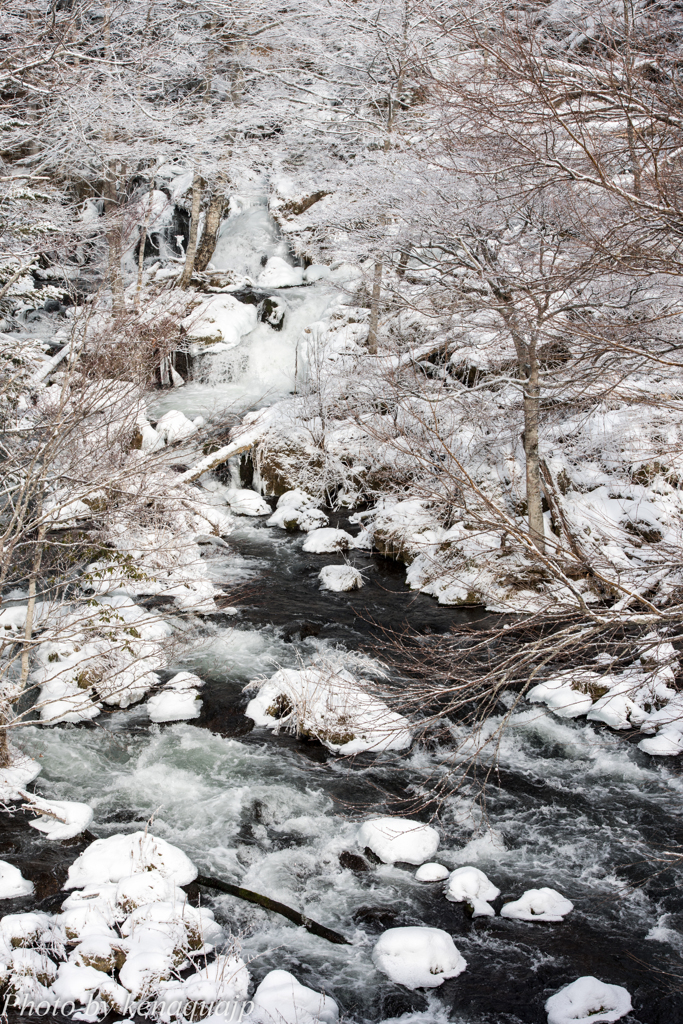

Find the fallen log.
[
  {"left": 171, "top": 440, "right": 253, "bottom": 486},
  {"left": 196, "top": 873, "right": 351, "bottom": 945}
]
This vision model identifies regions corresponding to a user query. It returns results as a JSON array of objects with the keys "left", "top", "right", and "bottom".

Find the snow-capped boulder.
[
  {"left": 0, "top": 862, "right": 34, "bottom": 899},
  {"left": 256, "top": 257, "right": 304, "bottom": 289},
  {"left": 267, "top": 490, "right": 328, "bottom": 532},
  {"left": 65, "top": 832, "right": 197, "bottom": 889},
  {"left": 545, "top": 976, "right": 632, "bottom": 1024},
  {"left": 0, "top": 750, "right": 41, "bottom": 802},
  {"left": 245, "top": 666, "right": 412, "bottom": 754},
  {"left": 415, "top": 863, "right": 449, "bottom": 882},
  {"left": 303, "top": 528, "right": 353, "bottom": 553},
  {"left": 372, "top": 927, "right": 467, "bottom": 990},
  {"left": 357, "top": 818, "right": 439, "bottom": 866},
  {"left": 25, "top": 795, "right": 93, "bottom": 841},
  {"left": 319, "top": 565, "right": 364, "bottom": 591},
  {"left": 155, "top": 409, "right": 198, "bottom": 444},
  {"left": 250, "top": 969, "right": 338, "bottom": 1024},
  {"left": 527, "top": 675, "right": 595, "bottom": 719},
  {"left": 224, "top": 488, "right": 270, "bottom": 516},
  {"left": 445, "top": 866, "right": 500, "bottom": 917},
  {"left": 181, "top": 294, "right": 257, "bottom": 349},
  {"left": 146, "top": 671, "right": 203, "bottom": 723},
  {"left": 501, "top": 887, "right": 574, "bottom": 922}
]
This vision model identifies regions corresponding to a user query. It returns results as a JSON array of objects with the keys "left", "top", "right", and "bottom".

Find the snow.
[
  {"left": 245, "top": 665, "right": 412, "bottom": 754},
  {"left": 146, "top": 672, "right": 203, "bottom": 723},
  {"left": 65, "top": 832, "right": 197, "bottom": 889},
  {"left": 501, "top": 887, "right": 574, "bottom": 922},
  {"left": 0, "top": 861, "right": 34, "bottom": 899},
  {"left": 302, "top": 528, "right": 353, "bottom": 553},
  {"left": 444, "top": 866, "right": 500, "bottom": 917},
  {"left": 181, "top": 295, "right": 257, "bottom": 350},
  {"left": 24, "top": 794, "right": 93, "bottom": 841},
  {"left": 154, "top": 409, "right": 198, "bottom": 444},
  {"left": 545, "top": 976, "right": 632, "bottom": 1024},
  {"left": 267, "top": 490, "right": 328, "bottom": 532},
  {"left": 357, "top": 818, "right": 440, "bottom": 866},
  {"left": 0, "top": 749, "right": 41, "bottom": 801},
  {"left": 372, "top": 927, "right": 467, "bottom": 990},
  {"left": 256, "top": 257, "right": 305, "bottom": 289},
  {"left": 527, "top": 676, "right": 595, "bottom": 719},
  {"left": 251, "top": 969, "right": 339, "bottom": 1024},
  {"left": 157, "top": 954, "right": 250, "bottom": 1020},
  {"left": 224, "top": 488, "right": 270, "bottom": 516},
  {"left": 415, "top": 863, "right": 449, "bottom": 882},
  {"left": 319, "top": 565, "right": 364, "bottom": 591}
]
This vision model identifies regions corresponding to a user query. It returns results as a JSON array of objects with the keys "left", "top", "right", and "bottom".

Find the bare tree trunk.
[
  {"left": 180, "top": 171, "right": 203, "bottom": 289},
  {"left": 367, "top": 261, "right": 382, "bottom": 355},
  {"left": 194, "top": 188, "right": 227, "bottom": 272},
  {"left": 522, "top": 355, "right": 545, "bottom": 553},
  {"left": 103, "top": 161, "right": 124, "bottom": 313},
  {"left": 135, "top": 188, "right": 155, "bottom": 311}
]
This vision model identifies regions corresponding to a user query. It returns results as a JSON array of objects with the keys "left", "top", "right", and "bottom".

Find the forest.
[{"left": 1, "top": 2, "right": 682, "bottom": 1022}]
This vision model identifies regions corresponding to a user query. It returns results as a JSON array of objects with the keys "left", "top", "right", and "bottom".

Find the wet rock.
[{"left": 339, "top": 851, "right": 368, "bottom": 872}]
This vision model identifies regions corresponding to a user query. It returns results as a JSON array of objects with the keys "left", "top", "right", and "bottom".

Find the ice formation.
[
  {"left": 444, "top": 866, "right": 500, "bottom": 917},
  {"left": 357, "top": 818, "right": 440, "bottom": 865},
  {"left": 372, "top": 927, "right": 467, "bottom": 990}
]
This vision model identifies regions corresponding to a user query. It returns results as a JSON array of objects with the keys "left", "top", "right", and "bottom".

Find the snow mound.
[
  {"left": 319, "top": 565, "right": 363, "bottom": 591},
  {"left": 225, "top": 488, "right": 270, "bottom": 516},
  {"left": 245, "top": 665, "right": 412, "bottom": 754},
  {"left": 545, "top": 976, "right": 632, "bottom": 1024},
  {"left": 157, "top": 953, "right": 250, "bottom": 1018},
  {"left": 65, "top": 832, "right": 197, "bottom": 889},
  {"left": 0, "top": 861, "right": 34, "bottom": 899},
  {"left": 302, "top": 528, "right": 353, "bottom": 553},
  {"left": 266, "top": 490, "right": 328, "bottom": 532},
  {"left": 155, "top": 409, "right": 198, "bottom": 444},
  {"left": 24, "top": 794, "right": 93, "bottom": 841},
  {"left": 146, "top": 672, "right": 203, "bottom": 723},
  {"left": 415, "top": 863, "right": 449, "bottom": 882},
  {"left": 181, "top": 294, "right": 257, "bottom": 349},
  {"left": 501, "top": 887, "right": 574, "bottom": 922},
  {"left": 357, "top": 818, "right": 439, "bottom": 865},
  {"left": 527, "top": 675, "right": 594, "bottom": 718},
  {"left": 0, "top": 750, "right": 41, "bottom": 802},
  {"left": 372, "top": 927, "right": 467, "bottom": 990},
  {"left": 445, "top": 866, "right": 500, "bottom": 917},
  {"left": 251, "top": 969, "right": 339, "bottom": 1024},
  {"left": 256, "top": 257, "right": 305, "bottom": 288}
]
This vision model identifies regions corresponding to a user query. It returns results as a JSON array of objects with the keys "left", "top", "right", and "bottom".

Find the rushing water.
[{"left": 6, "top": 201, "right": 683, "bottom": 1024}]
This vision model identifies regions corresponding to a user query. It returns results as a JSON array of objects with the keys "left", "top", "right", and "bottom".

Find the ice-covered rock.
[
  {"left": 267, "top": 490, "right": 328, "bottom": 532},
  {"left": 0, "top": 861, "right": 34, "bottom": 899},
  {"left": 155, "top": 409, "right": 198, "bottom": 444},
  {"left": 357, "top": 818, "right": 439, "bottom": 866},
  {"left": 445, "top": 866, "right": 500, "bottom": 917},
  {"left": 319, "top": 565, "right": 364, "bottom": 591},
  {"left": 302, "top": 528, "right": 353, "bottom": 553},
  {"left": 224, "top": 488, "right": 270, "bottom": 516},
  {"left": 146, "top": 672, "right": 203, "bottom": 723},
  {"left": 501, "top": 887, "right": 574, "bottom": 922},
  {"left": 251, "top": 969, "right": 338, "bottom": 1024},
  {"left": 372, "top": 927, "right": 467, "bottom": 990},
  {"left": 24, "top": 794, "right": 93, "bottom": 841},
  {"left": 415, "top": 863, "right": 449, "bottom": 882},
  {"left": 545, "top": 976, "right": 632, "bottom": 1024},
  {"left": 245, "top": 666, "right": 412, "bottom": 754},
  {"left": 65, "top": 832, "right": 197, "bottom": 889}
]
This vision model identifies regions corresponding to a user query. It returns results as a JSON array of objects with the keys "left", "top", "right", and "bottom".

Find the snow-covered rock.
[
  {"left": 545, "top": 976, "right": 632, "bottom": 1024},
  {"left": 445, "top": 866, "right": 500, "bottom": 917},
  {"left": 224, "top": 488, "right": 270, "bottom": 516},
  {"left": 0, "top": 750, "right": 41, "bottom": 802},
  {"left": 372, "top": 927, "right": 467, "bottom": 990},
  {"left": 0, "top": 861, "right": 33, "bottom": 899},
  {"left": 302, "top": 528, "right": 353, "bottom": 553},
  {"left": 146, "top": 672, "right": 203, "bottom": 723},
  {"left": 181, "top": 294, "right": 257, "bottom": 349},
  {"left": 245, "top": 665, "right": 412, "bottom": 754},
  {"left": 256, "top": 257, "right": 305, "bottom": 289},
  {"left": 157, "top": 954, "right": 250, "bottom": 1019},
  {"left": 155, "top": 409, "right": 198, "bottom": 444},
  {"left": 267, "top": 490, "right": 328, "bottom": 532},
  {"left": 319, "top": 565, "right": 364, "bottom": 591},
  {"left": 501, "top": 887, "right": 574, "bottom": 922},
  {"left": 65, "top": 832, "right": 197, "bottom": 889},
  {"left": 357, "top": 818, "right": 439, "bottom": 866},
  {"left": 527, "top": 676, "right": 595, "bottom": 719},
  {"left": 25, "top": 795, "right": 93, "bottom": 841},
  {"left": 251, "top": 969, "right": 339, "bottom": 1024},
  {"left": 415, "top": 863, "right": 449, "bottom": 882}
]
